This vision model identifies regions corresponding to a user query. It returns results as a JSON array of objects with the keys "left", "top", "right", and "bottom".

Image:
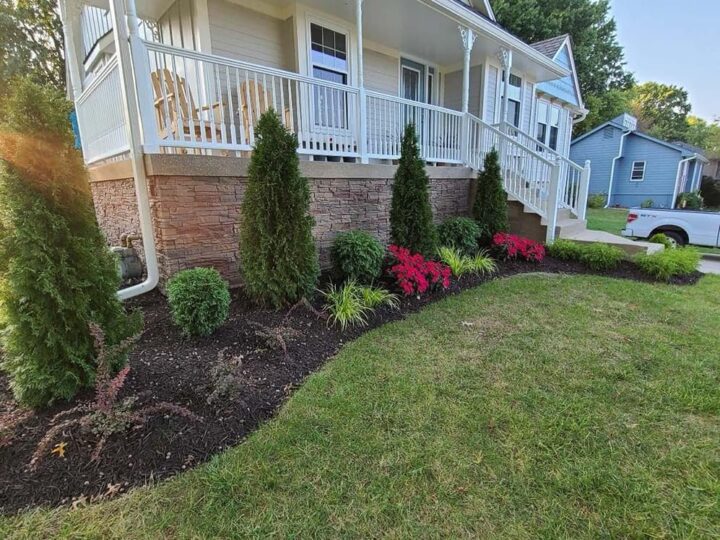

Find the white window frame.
[
  {"left": 396, "top": 53, "right": 439, "bottom": 106},
  {"left": 630, "top": 161, "right": 647, "bottom": 182},
  {"left": 498, "top": 71, "right": 523, "bottom": 127}
]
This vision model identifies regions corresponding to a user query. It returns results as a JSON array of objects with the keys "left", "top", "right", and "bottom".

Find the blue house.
[{"left": 570, "top": 114, "right": 708, "bottom": 208}]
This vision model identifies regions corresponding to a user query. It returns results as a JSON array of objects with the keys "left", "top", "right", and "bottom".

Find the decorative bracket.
[
  {"left": 459, "top": 26, "right": 477, "bottom": 53},
  {"left": 497, "top": 47, "right": 512, "bottom": 69}
]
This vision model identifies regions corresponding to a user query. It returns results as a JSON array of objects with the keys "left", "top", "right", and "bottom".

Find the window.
[
  {"left": 631, "top": 161, "right": 646, "bottom": 181},
  {"left": 548, "top": 106, "right": 560, "bottom": 151},
  {"left": 501, "top": 72, "right": 522, "bottom": 127},
  {"left": 536, "top": 101, "right": 548, "bottom": 144},
  {"left": 310, "top": 23, "right": 348, "bottom": 129},
  {"left": 535, "top": 101, "right": 561, "bottom": 150}
]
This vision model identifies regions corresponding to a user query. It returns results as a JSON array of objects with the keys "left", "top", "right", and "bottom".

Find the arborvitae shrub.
[
  {"left": 331, "top": 230, "right": 384, "bottom": 284},
  {"left": 239, "top": 110, "right": 319, "bottom": 307},
  {"left": 437, "top": 217, "right": 481, "bottom": 256},
  {"left": 473, "top": 149, "right": 508, "bottom": 242},
  {"left": 389, "top": 124, "right": 438, "bottom": 257},
  {"left": 0, "top": 79, "right": 142, "bottom": 408},
  {"left": 167, "top": 268, "right": 231, "bottom": 337}
]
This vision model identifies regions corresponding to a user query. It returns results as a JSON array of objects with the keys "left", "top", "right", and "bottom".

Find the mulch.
[{"left": 0, "top": 257, "right": 703, "bottom": 514}]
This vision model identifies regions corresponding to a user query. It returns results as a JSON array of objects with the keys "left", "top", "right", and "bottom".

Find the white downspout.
[
  {"left": 606, "top": 129, "right": 630, "bottom": 208},
  {"left": 108, "top": 0, "right": 159, "bottom": 301},
  {"left": 672, "top": 156, "right": 694, "bottom": 209}
]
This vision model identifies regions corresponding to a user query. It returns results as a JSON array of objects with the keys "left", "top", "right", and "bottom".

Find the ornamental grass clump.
[
  {"left": 166, "top": 268, "right": 231, "bottom": 338},
  {"left": 0, "top": 79, "right": 142, "bottom": 409},
  {"left": 636, "top": 248, "right": 700, "bottom": 281},
  {"left": 437, "top": 217, "right": 481, "bottom": 256},
  {"left": 330, "top": 230, "right": 385, "bottom": 284},
  {"left": 438, "top": 246, "right": 497, "bottom": 277},
  {"left": 321, "top": 281, "right": 398, "bottom": 330},
  {"left": 239, "top": 110, "right": 319, "bottom": 308},
  {"left": 389, "top": 124, "right": 438, "bottom": 257}
]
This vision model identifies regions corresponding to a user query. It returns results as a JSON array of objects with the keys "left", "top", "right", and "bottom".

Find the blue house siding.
[
  {"left": 570, "top": 124, "right": 622, "bottom": 196},
  {"left": 611, "top": 136, "right": 683, "bottom": 208}
]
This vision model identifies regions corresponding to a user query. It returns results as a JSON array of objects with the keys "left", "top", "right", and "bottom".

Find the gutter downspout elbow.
[
  {"left": 672, "top": 156, "right": 694, "bottom": 209},
  {"left": 606, "top": 129, "right": 630, "bottom": 208}
]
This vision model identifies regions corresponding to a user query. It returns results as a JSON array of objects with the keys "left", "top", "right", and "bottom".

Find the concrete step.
[
  {"left": 555, "top": 218, "right": 588, "bottom": 238},
  {"left": 561, "top": 229, "right": 664, "bottom": 256}
]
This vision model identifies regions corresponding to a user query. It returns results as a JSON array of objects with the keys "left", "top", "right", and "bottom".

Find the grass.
[
  {"left": 587, "top": 207, "right": 720, "bottom": 254},
  {"left": 3, "top": 274, "right": 720, "bottom": 538}
]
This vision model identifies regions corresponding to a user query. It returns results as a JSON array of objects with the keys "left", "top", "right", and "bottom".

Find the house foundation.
[{"left": 89, "top": 155, "right": 476, "bottom": 286}]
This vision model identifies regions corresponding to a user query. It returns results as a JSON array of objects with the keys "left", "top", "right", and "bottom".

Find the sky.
[{"left": 610, "top": 0, "right": 719, "bottom": 123}]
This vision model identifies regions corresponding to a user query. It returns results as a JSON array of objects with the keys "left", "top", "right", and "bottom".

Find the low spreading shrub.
[
  {"left": 676, "top": 191, "right": 703, "bottom": 210},
  {"left": 321, "top": 281, "right": 397, "bottom": 330},
  {"left": 587, "top": 193, "right": 607, "bottom": 209},
  {"left": 649, "top": 233, "right": 675, "bottom": 249},
  {"left": 636, "top": 248, "right": 700, "bottom": 281},
  {"left": 387, "top": 245, "right": 451, "bottom": 296},
  {"left": 579, "top": 243, "right": 624, "bottom": 271},
  {"left": 437, "top": 217, "right": 481, "bottom": 256},
  {"left": 547, "top": 239, "right": 584, "bottom": 261},
  {"left": 438, "top": 246, "right": 497, "bottom": 277},
  {"left": 166, "top": 268, "right": 231, "bottom": 338},
  {"left": 330, "top": 230, "right": 385, "bottom": 283},
  {"left": 491, "top": 233, "right": 545, "bottom": 262}
]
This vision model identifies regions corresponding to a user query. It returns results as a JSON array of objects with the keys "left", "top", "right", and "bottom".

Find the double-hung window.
[
  {"left": 536, "top": 101, "right": 562, "bottom": 151},
  {"left": 501, "top": 72, "right": 522, "bottom": 127},
  {"left": 631, "top": 161, "right": 646, "bottom": 181},
  {"left": 310, "top": 23, "right": 348, "bottom": 129}
]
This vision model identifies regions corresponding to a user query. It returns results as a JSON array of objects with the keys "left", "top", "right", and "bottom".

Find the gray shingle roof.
[{"left": 530, "top": 34, "right": 569, "bottom": 59}]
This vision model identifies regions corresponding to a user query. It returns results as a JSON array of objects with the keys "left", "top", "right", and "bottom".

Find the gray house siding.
[
  {"left": 570, "top": 124, "right": 623, "bottom": 197},
  {"left": 612, "top": 136, "right": 683, "bottom": 208}
]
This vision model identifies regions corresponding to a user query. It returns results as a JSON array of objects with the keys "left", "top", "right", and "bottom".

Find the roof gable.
[
  {"left": 454, "top": 0, "right": 496, "bottom": 22},
  {"left": 534, "top": 36, "right": 583, "bottom": 109}
]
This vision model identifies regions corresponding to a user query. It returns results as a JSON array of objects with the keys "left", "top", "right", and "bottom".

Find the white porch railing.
[
  {"left": 75, "top": 56, "right": 130, "bottom": 163},
  {"left": 497, "top": 122, "right": 590, "bottom": 220}
]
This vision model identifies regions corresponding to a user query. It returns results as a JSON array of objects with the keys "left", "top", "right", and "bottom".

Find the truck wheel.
[{"left": 662, "top": 230, "right": 685, "bottom": 247}]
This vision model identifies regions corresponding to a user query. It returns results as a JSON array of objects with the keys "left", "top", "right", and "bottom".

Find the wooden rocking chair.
[{"left": 239, "top": 80, "right": 293, "bottom": 145}]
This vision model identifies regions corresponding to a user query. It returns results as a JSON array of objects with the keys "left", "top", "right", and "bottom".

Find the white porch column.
[
  {"left": 356, "top": 0, "right": 368, "bottom": 163},
  {"left": 498, "top": 47, "right": 513, "bottom": 127},
  {"left": 59, "top": 0, "right": 84, "bottom": 99},
  {"left": 109, "top": 0, "right": 159, "bottom": 299},
  {"left": 459, "top": 26, "right": 476, "bottom": 166}
]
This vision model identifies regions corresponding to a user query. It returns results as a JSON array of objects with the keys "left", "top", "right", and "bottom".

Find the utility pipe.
[
  {"left": 672, "top": 156, "right": 695, "bottom": 209},
  {"left": 108, "top": 0, "right": 159, "bottom": 300},
  {"left": 605, "top": 129, "right": 630, "bottom": 208}
]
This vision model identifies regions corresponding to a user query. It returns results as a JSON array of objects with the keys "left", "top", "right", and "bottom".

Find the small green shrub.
[
  {"left": 649, "top": 233, "right": 675, "bottom": 249},
  {"left": 641, "top": 199, "right": 654, "bottom": 209},
  {"left": 167, "top": 268, "right": 231, "bottom": 337},
  {"left": 636, "top": 248, "right": 700, "bottom": 281},
  {"left": 437, "top": 217, "right": 481, "bottom": 256},
  {"left": 587, "top": 193, "right": 607, "bottom": 209},
  {"left": 547, "top": 239, "right": 585, "bottom": 261},
  {"left": 330, "top": 231, "right": 384, "bottom": 283},
  {"left": 438, "top": 246, "right": 497, "bottom": 277},
  {"left": 579, "top": 243, "right": 625, "bottom": 271},
  {"left": 676, "top": 191, "right": 703, "bottom": 210}
]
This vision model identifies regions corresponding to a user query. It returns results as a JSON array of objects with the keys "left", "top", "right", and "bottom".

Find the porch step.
[{"left": 561, "top": 229, "right": 664, "bottom": 256}]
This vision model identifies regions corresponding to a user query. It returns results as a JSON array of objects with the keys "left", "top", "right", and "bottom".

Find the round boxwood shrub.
[
  {"left": 167, "top": 268, "right": 231, "bottom": 337},
  {"left": 331, "top": 230, "right": 384, "bottom": 283},
  {"left": 437, "top": 217, "right": 481, "bottom": 256}
]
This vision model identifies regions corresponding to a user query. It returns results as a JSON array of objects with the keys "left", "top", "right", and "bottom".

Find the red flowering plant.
[
  {"left": 387, "top": 245, "right": 451, "bottom": 296},
  {"left": 491, "top": 233, "right": 545, "bottom": 263}
]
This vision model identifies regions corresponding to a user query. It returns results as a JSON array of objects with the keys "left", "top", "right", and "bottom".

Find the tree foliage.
[
  {"left": 0, "top": 0, "right": 65, "bottom": 92},
  {"left": 628, "top": 82, "right": 692, "bottom": 143},
  {"left": 239, "top": 110, "right": 319, "bottom": 308},
  {"left": 686, "top": 116, "right": 720, "bottom": 155},
  {"left": 0, "top": 79, "right": 141, "bottom": 408},
  {"left": 493, "top": 0, "right": 633, "bottom": 98},
  {"left": 389, "top": 124, "right": 438, "bottom": 257}
]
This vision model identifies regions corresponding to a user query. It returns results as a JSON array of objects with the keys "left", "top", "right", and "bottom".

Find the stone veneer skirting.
[{"left": 89, "top": 155, "right": 476, "bottom": 286}]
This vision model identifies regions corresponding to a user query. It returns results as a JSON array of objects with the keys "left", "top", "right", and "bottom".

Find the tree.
[
  {"left": 628, "top": 82, "right": 691, "bottom": 142},
  {"left": 239, "top": 110, "right": 319, "bottom": 308},
  {"left": 0, "top": 0, "right": 65, "bottom": 93},
  {"left": 473, "top": 149, "right": 508, "bottom": 241},
  {"left": 493, "top": 0, "right": 634, "bottom": 99},
  {"left": 0, "top": 79, "right": 141, "bottom": 408},
  {"left": 389, "top": 124, "right": 438, "bottom": 256},
  {"left": 686, "top": 116, "right": 720, "bottom": 155},
  {"left": 573, "top": 89, "right": 631, "bottom": 136}
]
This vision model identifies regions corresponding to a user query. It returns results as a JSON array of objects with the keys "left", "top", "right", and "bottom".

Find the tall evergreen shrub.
[
  {"left": 473, "top": 149, "right": 508, "bottom": 242},
  {"left": 389, "top": 124, "right": 438, "bottom": 256},
  {"left": 239, "top": 110, "right": 319, "bottom": 307},
  {"left": 0, "top": 79, "right": 141, "bottom": 408}
]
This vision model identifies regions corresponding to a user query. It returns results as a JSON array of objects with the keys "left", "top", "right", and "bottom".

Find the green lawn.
[
  {"left": 587, "top": 207, "right": 720, "bottom": 254},
  {"left": 3, "top": 275, "right": 720, "bottom": 538}
]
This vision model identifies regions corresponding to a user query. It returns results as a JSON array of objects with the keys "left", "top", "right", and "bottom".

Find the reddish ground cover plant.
[
  {"left": 492, "top": 233, "right": 546, "bottom": 262},
  {"left": 387, "top": 245, "right": 451, "bottom": 296},
  {"left": 30, "top": 324, "right": 202, "bottom": 469}
]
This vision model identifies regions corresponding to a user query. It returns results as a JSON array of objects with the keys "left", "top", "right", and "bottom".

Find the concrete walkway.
[
  {"left": 699, "top": 256, "right": 720, "bottom": 275},
  {"left": 561, "top": 229, "right": 664, "bottom": 256}
]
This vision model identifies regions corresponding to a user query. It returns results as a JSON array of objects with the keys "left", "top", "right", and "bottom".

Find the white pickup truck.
[{"left": 621, "top": 209, "right": 720, "bottom": 247}]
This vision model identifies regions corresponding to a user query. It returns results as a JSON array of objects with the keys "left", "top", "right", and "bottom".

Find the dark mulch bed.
[{"left": 0, "top": 258, "right": 703, "bottom": 514}]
